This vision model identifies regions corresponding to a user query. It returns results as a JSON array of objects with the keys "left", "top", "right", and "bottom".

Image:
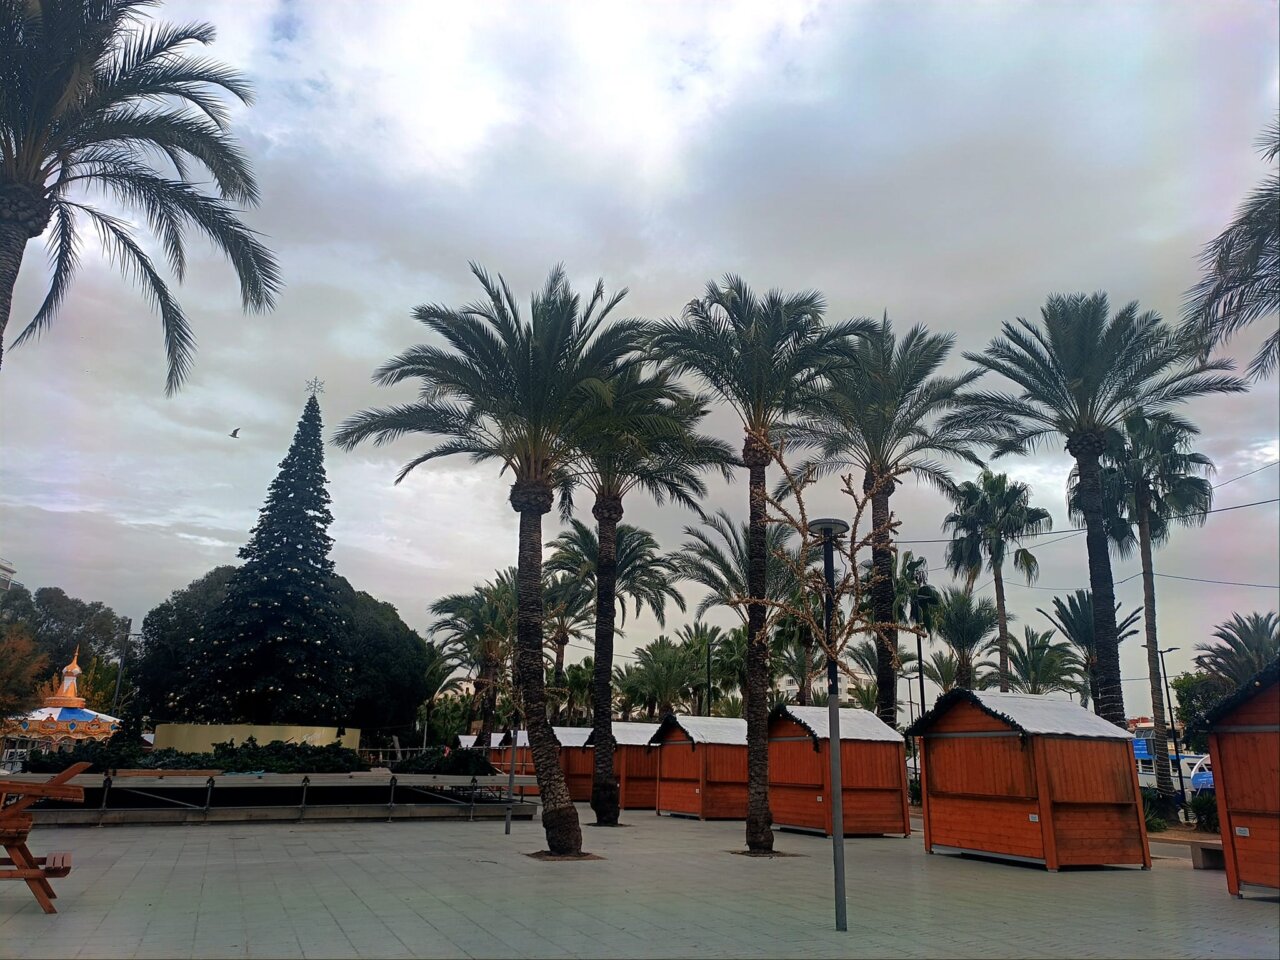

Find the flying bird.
[{"left": 229, "top": 428, "right": 240, "bottom": 439}]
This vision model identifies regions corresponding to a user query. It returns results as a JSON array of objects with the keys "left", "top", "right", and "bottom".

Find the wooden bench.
[
  {"left": 0, "top": 762, "right": 90, "bottom": 913},
  {"left": 1184, "top": 838, "right": 1225, "bottom": 870}
]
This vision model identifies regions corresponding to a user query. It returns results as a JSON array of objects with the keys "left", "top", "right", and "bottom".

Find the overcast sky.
[{"left": 1, "top": 0, "right": 1277, "bottom": 718}]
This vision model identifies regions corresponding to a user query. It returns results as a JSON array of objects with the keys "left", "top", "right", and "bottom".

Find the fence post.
[
  {"left": 299, "top": 775, "right": 310, "bottom": 822},
  {"left": 387, "top": 775, "right": 397, "bottom": 822}
]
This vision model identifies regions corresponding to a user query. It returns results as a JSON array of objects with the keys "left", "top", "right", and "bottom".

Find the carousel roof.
[{"left": 4, "top": 648, "right": 120, "bottom": 733}]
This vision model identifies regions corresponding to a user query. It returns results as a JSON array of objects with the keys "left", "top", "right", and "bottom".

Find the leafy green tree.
[
  {"left": 541, "top": 572, "right": 593, "bottom": 689},
  {"left": 1171, "top": 672, "right": 1230, "bottom": 753},
  {"left": 957, "top": 292, "right": 1245, "bottom": 725},
  {"left": 633, "top": 635, "right": 696, "bottom": 718},
  {"left": 674, "top": 621, "right": 724, "bottom": 715},
  {"left": 0, "top": 0, "right": 279, "bottom": 389},
  {"left": 1038, "top": 590, "right": 1141, "bottom": 711},
  {"left": 611, "top": 662, "right": 648, "bottom": 721},
  {"left": 796, "top": 315, "right": 983, "bottom": 723},
  {"left": 1184, "top": 119, "right": 1279, "bottom": 380},
  {"left": 336, "top": 265, "right": 644, "bottom": 856},
  {"left": 912, "top": 650, "right": 960, "bottom": 696},
  {"left": 185, "top": 392, "right": 347, "bottom": 724},
  {"left": 944, "top": 470, "right": 1052, "bottom": 689},
  {"left": 417, "top": 641, "right": 462, "bottom": 746},
  {"left": 0, "top": 623, "right": 47, "bottom": 714},
  {"left": 1069, "top": 413, "right": 1213, "bottom": 797},
  {"left": 1194, "top": 612, "right": 1279, "bottom": 689},
  {"left": 980, "top": 626, "right": 1084, "bottom": 695},
  {"left": 933, "top": 588, "right": 999, "bottom": 690},
  {"left": 0, "top": 583, "right": 129, "bottom": 680},
  {"left": 136, "top": 565, "right": 236, "bottom": 719}
]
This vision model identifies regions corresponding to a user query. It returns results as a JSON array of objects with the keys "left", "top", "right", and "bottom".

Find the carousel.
[{"left": 1, "top": 649, "right": 119, "bottom": 770}]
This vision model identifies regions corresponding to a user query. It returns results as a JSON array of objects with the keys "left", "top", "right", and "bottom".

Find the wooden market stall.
[
  {"left": 586, "top": 722, "right": 659, "bottom": 810},
  {"left": 768, "top": 704, "right": 910, "bottom": 837},
  {"left": 1194, "top": 658, "right": 1279, "bottom": 898},
  {"left": 905, "top": 690, "right": 1150, "bottom": 870},
  {"left": 554, "top": 726, "right": 593, "bottom": 802},
  {"left": 651, "top": 716, "right": 748, "bottom": 820},
  {"left": 492, "top": 731, "right": 537, "bottom": 796}
]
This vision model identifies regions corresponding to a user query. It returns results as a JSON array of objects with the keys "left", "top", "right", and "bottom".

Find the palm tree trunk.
[
  {"left": 798, "top": 625, "right": 813, "bottom": 706},
  {"left": 743, "top": 435, "right": 774, "bottom": 854},
  {"left": 1137, "top": 489, "right": 1176, "bottom": 799},
  {"left": 869, "top": 483, "right": 899, "bottom": 726},
  {"left": 956, "top": 654, "right": 973, "bottom": 691},
  {"left": 1068, "top": 442, "right": 1126, "bottom": 727},
  {"left": 475, "top": 655, "right": 499, "bottom": 751},
  {"left": 590, "top": 494, "right": 624, "bottom": 826},
  {"left": 511, "top": 481, "right": 582, "bottom": 855},
  {"left": 992, "top": 562, "right": 1010, "bottom": 692},
  {"left": 0, "top": 223, "right": 31, "bottom": 373}
]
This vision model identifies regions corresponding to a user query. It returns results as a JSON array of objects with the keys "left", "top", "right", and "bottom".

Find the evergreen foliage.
[{"left": 184, "top": 393, "right": 349, "bottom": 724}]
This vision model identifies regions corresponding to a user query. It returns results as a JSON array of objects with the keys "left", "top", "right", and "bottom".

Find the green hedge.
[
  {"left": 389, "top": 747, "right": 496, "bottom": 775},
  {"left": 23, "top": 736, "right": 369, "bottom": 774}
]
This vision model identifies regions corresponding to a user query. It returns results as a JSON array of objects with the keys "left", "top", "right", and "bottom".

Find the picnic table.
[{"left": 0, "top": 762, "right": 90, "bottom": 913}]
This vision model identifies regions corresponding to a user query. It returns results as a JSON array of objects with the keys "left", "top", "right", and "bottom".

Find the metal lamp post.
[
  {"left": 1144, "top": 644, "right": 1188, "bottom": 801},
  {"left": 809, "top": 517, "right": 849, "bottom": 933}
]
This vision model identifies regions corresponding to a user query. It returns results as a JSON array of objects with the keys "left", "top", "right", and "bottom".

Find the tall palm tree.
[
  {"left": 956, "top": 293, "right": 1246, "bottom": 725},
  {"left": 542, "top": 572, "right": 594, "bottom": 689},
  {"left": 677, "top": 509, "right": 799, "bottom": 624},
  {"left": 336, "top": 264, "right": 646, "bottom": 856},
  {"left": 1038, "top": 590, "right": 1141, "bottom": 711},
  {"left": 653, "top": 276, "right": 867, "bottom": 853},
  {"left": 712, "top": 625, "right": 751, "bottom": 703},
  {"left": 548, "top": 367, "right": 728, "bottom": 830},
  {"left": 1068, "top": 413, "right": 1213, "bottom": 797},
  {"left": 611, "top": 662, "right": 647, "bottom": 722},
  {"left": 674, "top": 621, "right": 723, "bottom": 715},
  {"left": 772, "top": 626, "right": 822, "bottom": 707},
  {"left": 912, "top": 650, "right": 961, "bottom": 696},
  {"left": 980, "top": 626, "right": 1085, "bottom": 696},
  {"left": 0, "top": 0, "right": 280, "bottom": 390},
  {"left": 563, "top": 657, "right": 594, "bottom": 725},
  {"left": 933, "top": 588, "right": 1000, "bottom": 690},
  {"left": 796, "top": 315, "right": 984, "bottom": 724},
  {"left": 634, "top": 635, "right": 695, "bottom": 718},
  {"left": 943, "top": 469, "right": 1052, "bottom": 690},
  {"left": 857, "top": 549, "right": 941, "bottom": 709},
  {"left": 1195, "top": 612, "right": 1279, "bottom": 689},
  {"left": 428, "top": 571, "right": 516, "bottom": 753},
  {"left": 547, "top": 521, "right": 686, "bottom": 627},
  {"left": 1184, "top": 119, "right": 1279, "bottom": 381}
]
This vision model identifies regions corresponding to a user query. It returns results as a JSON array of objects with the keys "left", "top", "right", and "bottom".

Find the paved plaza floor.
[{"left": 2, "top": 806, "right": 1276, "bottom": 959}]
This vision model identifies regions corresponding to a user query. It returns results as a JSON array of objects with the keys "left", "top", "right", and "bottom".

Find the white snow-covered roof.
[
  {"left": 553, "top": 726, "right": 591, "bottom": 748},
  {"left": 772, "top": 705, "right": 902, "bottom": 743},
  {"left": 910, "top": 690, "right": 1132, "bottom": 740},
  {"left": 585, "top": 722, "right": 658, "bottom": 746},
  {"left": 458, "top": 734, "right": 477, "bottom": 749},
  {"left": 651, "top": 715, "right": 748, "bottom": 746},
  {"left": 495, "top": 730, "right": 528, "bottom": 748}
]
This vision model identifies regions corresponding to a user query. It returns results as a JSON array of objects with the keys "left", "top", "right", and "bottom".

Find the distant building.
[
  {"left": 0, "top": 557, "right": 22, "bottom": 592},
  {"left": 776, "top": 665, "right": 873, "bottom": 706}
]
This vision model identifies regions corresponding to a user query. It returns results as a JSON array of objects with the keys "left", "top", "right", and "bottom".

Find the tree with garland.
[{"left": 184, "top": 385, "right": 349, "bottom": 724}]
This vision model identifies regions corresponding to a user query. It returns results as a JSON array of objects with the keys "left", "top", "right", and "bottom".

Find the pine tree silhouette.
[{"left": 185, "top": 392, "right": 350, "bottom": 724}]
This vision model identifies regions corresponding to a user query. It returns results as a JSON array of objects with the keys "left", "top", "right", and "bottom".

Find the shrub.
[
  {"left": 24, "top": 735, "right": 368, "bottom": 775},
  {"left": 1189, "top": 791, "right": 1220, "bottom": 834},
  {"left": 1140, "top": 787, "right": 1170, "bottom": 832},
  {"left": 390, "top": 747, "right": 496, "bottom": 776},
  {"left": 907, "top": 776, "right": 922, "bottom": 806}
]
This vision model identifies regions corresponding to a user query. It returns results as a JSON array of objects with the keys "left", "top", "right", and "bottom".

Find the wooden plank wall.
[
  {"left": 618, "top": 745, "right": 658, "bottom": 810},
  {"left": 656, "top": 733, "right": 703, "bottom": 817},
  {"left": 1040, "top": 737, "right": 1148, "bottom": 868},
  {"left": 1212, "top": 683, "right": 1280, "bottom": 894},
  {"left": 559, "top": 746, "right": 594, "bottom": 802},
  {"left": 702, "top": 744, "right": 748, "bottom": 820}
]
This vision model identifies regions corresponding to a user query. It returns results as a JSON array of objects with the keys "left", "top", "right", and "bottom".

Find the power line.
[
  {"left": 1153, "top": 572, "right": 1279, "bottom": 590},
  {"left": 896, "top": 497, "right": 1278, "bottom": 544},
  {"left": 1212, "top": 459, "right": 1279, "bottom": 490}
]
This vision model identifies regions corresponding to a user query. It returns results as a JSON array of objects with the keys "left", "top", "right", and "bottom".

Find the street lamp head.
[{"left": 809, "top": 517, "right": 850, "bottom": 538}]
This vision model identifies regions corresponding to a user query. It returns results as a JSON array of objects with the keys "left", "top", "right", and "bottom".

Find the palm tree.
[
  {"left": 796, "top": 315, "right": 984, "bottom": 724},
  {"left": 653, "top": 276, "right": 868, "bottom": 853},
  {"left": 846, "top": 682, "right": 878, "bottom": 712},
  {"left": 913, "top": 650, "right": 961, "bottom": 696},
  {"left": 980, "top": 626, "right": 1085, "bottom": 696},
  {"left": 858, "top": 549, "right": 941, "bottom": 709},
  {"left": 542, "top": 572, "right": 593, "bottom": 689},
  {"left": 1068, "top": 414, "right": 1213, "bottom": 797},
  {"left": 956, "top": 293, "right": 1246, "bottom": 725},
  {"left": 563, "top": 657, "right": 594, "bottom": 724},
  {"left": 418, "top": 640, "right": 463, "bottom": 745},
  {"left": 1184, "top": 119, "right": 1279, "bottom": 380},
  {"left": 712, "top": 625, "right": 751, "bottom": 703},
  {"left": 335, "top": 265, "right": 646, "bottom": 856},
  {"left": 547, "top": 521, "right": 686, "bottom": 627},
  {"left": 772, "top": 626, "right": 822, "bottom": 707},
  {"left": 612, "top": 663, "right": 647, "bottom": 722},
  {"left": 714, "top": 694, "right": 744, "bottom": 718},
  {"left": 1038, "top": 590, "right": 1141, "bottom": 711},
  {"left": 933, "top": 588, "right": 1000, "bottom": 690},
  {"left": 678, "top": 509, "right": 799, "bottom": 625},
  {"left": 674, "top": 622, "right": 723, "bottom": 716},
  {"left": 428, "top": 571, "right": 516, "bottom": 753},
  {"left": 0, "top": 0, "right": 280, "bottom": 390},
  {"left": 1195, "top": 612, "right": 1279, "bottom": 689},
  {"left": 943, "top": 470, "right": 1052, "bottom": 690},
  {"left": 634, "top": 635, "right": 695, "bottom": 718}
]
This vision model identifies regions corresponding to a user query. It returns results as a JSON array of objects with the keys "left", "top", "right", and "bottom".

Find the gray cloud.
[{"left": 1, "top": 0, "right": 1276, "bottom": 715}]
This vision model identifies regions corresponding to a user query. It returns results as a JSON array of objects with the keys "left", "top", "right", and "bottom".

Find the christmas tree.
[{"left": 187, "top": 383, "right": 350, "bottom": 724}]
